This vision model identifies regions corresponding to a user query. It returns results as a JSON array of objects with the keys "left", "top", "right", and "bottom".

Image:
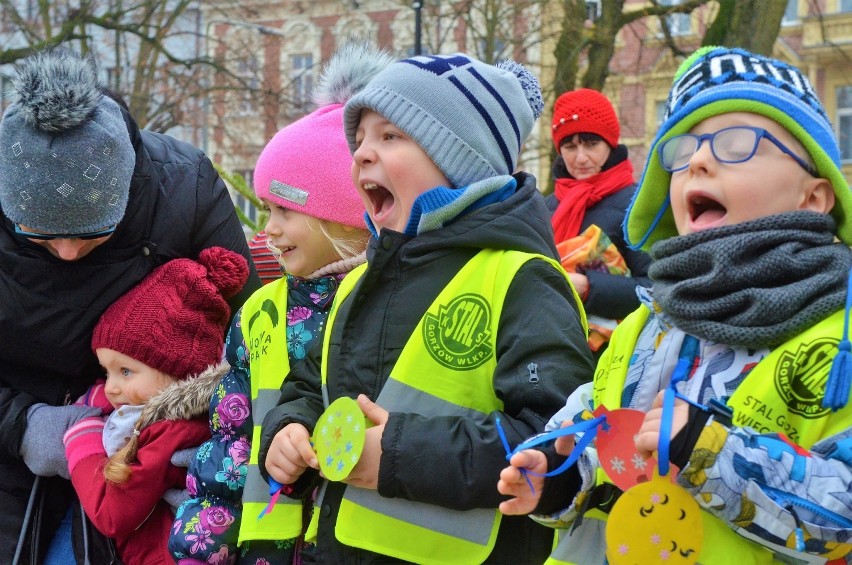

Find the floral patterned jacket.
[{"left": 168, "top": 273, "right": 344, "bottom": 564}]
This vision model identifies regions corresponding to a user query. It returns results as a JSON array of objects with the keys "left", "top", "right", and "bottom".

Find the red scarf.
[{"left": 551, "top": 159, "right": 635, "bottom": 243}]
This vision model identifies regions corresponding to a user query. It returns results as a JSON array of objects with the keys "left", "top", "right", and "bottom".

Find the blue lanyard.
[
  {"left": 659, "top": 334, "right": 700, "bottom": 476},
  {"left": 497, "top": 334, "right": 705, "bottom": 491},
  {"left": 497, "top": 414, "right": 605, "bottom": 493}
]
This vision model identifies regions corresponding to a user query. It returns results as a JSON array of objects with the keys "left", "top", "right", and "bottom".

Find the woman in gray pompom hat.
[{"left": 0, "top": 47, "right": 261, "bottom": 564}]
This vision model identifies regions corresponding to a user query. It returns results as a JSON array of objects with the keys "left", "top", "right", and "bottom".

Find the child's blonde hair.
[
  {"left": 103, "top": 423, "right": 143, "bottom": 483},
  {"left": 266, "top": 216, "right": 369, "bottom": 273}
]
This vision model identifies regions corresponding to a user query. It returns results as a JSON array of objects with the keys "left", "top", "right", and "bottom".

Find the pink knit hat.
[{"left": 253, "top": 103, "right": 365, "bottom": 229}]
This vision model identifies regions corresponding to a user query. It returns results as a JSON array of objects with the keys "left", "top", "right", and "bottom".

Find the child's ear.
[{"left": 801, "top": 177, "right": 835, "bottom": 215}]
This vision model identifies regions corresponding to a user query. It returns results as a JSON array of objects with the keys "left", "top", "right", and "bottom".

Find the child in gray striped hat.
[{"left": 260, "top": 48, "right": 594, "bottom": 564}]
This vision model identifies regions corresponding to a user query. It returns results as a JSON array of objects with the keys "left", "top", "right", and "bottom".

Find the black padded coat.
[{"left": 0, "top": 109, "right": 261, "bottom": 563}]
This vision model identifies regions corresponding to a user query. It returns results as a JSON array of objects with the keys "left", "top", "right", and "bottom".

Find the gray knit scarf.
[{"left": 649, "top": 211, "right": 852, "bottom": 349}]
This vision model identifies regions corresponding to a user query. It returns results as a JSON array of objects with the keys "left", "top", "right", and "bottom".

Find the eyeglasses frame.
[
  {"left": 13, "top": 223, "right": 117, "bottom": 241},
  {"left": 658, "top": 125, "right": 817, "bottom": 177}
]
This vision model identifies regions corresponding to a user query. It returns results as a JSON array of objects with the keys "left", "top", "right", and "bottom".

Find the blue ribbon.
[
  {"left": 659, "top": 335, "right": 700, "bottom": 476},
  {"left": 497, "top": 415, "right": 606, "bottom": 493}
]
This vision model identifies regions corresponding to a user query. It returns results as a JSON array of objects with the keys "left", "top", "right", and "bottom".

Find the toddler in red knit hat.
[{"left": 61, "top": 246, "right": 249, "bottom": 565}]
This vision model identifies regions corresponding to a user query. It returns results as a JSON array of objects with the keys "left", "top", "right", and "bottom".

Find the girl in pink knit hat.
[
  {"left": 59, "top": 246, "right": 250, "bottom": 565},
  {"left": 169, "top": 42, "right": 380, "bottom": 565}
]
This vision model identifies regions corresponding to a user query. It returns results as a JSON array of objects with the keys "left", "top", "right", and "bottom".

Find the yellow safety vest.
[
  {"left": 315, "top": 249, "right": 585, "bottom": 565},
  {"left": 237, "top": 279, "right": 303, "bottom": 543},
  {"left": 547, "top": 307, "right": 852, "bottom": 565}
]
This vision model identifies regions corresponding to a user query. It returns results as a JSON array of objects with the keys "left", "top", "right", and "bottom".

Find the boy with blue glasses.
[{"left": 499, "top": 46, "right": 852, "bottom": 563}]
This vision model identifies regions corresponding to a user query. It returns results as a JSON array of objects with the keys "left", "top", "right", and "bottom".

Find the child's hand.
[
  {"left": 265, "top": 423, "right": 317, "bottom": 485},
  {"left": 555, "top": 428, "right": 576, "bottom": 457},
  {"left": 635, "top": 390, "right": 689, "bottom": 460},
  {"left": 568, "top": 273, "right": 590, "bottom": 301},
  {"left": 343, "top": 394, "right": 387, "bottom": 489},
  {"left": 497, "top": 450, "right": 548, "bottom": 515},
  {"left": 75, "top": 379, "right": 114, "bottom": 415}
]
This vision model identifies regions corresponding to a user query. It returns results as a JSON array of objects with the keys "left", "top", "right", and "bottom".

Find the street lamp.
[{"left": 413, "top": 1, "right": 423, "bottom": 55}]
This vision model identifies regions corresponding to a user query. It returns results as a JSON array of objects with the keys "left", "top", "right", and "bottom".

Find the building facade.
[{"left": 602, "top": 0, "right": 852, "bottom": 184}]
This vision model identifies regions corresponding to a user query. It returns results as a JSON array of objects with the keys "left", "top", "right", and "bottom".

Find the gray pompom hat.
[
  {"left": 343, "top": 53, "right": 543, "bottom": 188},
  {"left": 0, "top": 48, "right": 136, "bottom": 234}
]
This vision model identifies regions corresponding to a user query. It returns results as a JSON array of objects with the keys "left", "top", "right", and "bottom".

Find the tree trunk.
[{"left": 702, "top": 0, "right": 786, "bottom": 55}]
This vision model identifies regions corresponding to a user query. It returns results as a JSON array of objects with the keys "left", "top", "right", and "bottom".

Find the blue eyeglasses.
[
  {"left": 658, "top": 126, "right": 816, "bottom": 176},
  {"left": 14, "top": 224, "right": 117, "bottom": 241}
]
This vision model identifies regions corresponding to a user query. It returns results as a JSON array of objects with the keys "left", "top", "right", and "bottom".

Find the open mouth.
[
  {"left": 362, "top": 182, "right": 394, "bottom": 220},
  {"left": 688, "top": 194, "right": 726, "bottom": 226}
]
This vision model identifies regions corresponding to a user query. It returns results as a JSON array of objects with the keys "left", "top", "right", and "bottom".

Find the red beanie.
[
  {"left": 91, "top": 247, "right": 249, "bottom": 379},
  {"left": 551, "top": 88, "right": 620, "bottom": 151}
]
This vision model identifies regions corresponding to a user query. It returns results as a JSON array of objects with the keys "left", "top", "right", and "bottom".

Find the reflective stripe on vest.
[
  {"left": 322, "top": 249, "right": 585, "bottom": 564},
  {"left": 238, "top": 280, "right": 302, "bottom": 543},
  {"left": 548, "top": 306, "right": 851, "bottom": 564}
]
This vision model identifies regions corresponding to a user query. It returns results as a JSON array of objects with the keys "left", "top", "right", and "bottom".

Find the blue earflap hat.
[{"left": 624, "top": 46, "right": 849, "bottom": 252}]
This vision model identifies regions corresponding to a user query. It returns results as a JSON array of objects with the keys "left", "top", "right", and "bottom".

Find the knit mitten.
[
  {"left": 75, "top": 379, "right": 115, "bottom": 415},
  {"left": 63, "top": 417, "right": 107, "bottom": 474},
  {"left": 20, "top": 403, "right": 101, "bottom": 479}
]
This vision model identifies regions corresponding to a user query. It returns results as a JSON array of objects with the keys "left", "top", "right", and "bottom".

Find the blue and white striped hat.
[
  {"left": 625, "top": 46, "right": 850, "bottom": 250},
  {"left": 343, "top": 53, "right": 543, "bottom": 188}
]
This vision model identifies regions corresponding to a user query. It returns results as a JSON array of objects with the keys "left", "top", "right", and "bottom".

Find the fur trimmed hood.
[{"left": 135, "top": 361, "right": 228, "bottom": 430}]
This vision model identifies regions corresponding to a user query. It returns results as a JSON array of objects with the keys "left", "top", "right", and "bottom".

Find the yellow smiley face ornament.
[{"left": 605, "top": 471, "right": 703, "bottom": 564}]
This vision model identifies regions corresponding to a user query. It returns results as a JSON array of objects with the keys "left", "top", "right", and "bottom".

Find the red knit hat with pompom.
[
  {"left": 551, "top": 88, "right": 620, "bottom": 150},
  {"left": 91, "top": 247, "right": 249, "bottom": 379}
]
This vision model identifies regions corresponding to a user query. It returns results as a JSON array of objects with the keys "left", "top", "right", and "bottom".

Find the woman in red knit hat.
[
  {"left": 59, "top": 247, "right": 249, "bottom": 565},
  {"left": 548, "top": 88, "right": 652, "bottom": 359}
]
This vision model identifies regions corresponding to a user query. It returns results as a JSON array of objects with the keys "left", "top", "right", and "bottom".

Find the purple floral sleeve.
[{"left": 169, "top": 311, "right": 252, "bottom": 563}]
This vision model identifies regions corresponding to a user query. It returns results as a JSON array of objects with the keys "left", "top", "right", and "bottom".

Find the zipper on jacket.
[
  {"left": 527, "top": 362, "right": 540, "bottom": 384},
  {"left": 762, "top": 484, "right": 852, "bottom": 529}
]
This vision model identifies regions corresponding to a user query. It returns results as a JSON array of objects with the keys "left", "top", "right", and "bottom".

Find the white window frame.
[
  {"left": 586, "top": 0, "right": 601, "bottom": 22},
  {"left": 659, "top": 0, "right": 691, "bottom": 36}
]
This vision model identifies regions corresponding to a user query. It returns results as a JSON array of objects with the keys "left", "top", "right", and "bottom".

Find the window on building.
[
  {"left": 104, "top": 67, "right": 118, "bottom": 90},
  {"left": 838, "top": 86, "right": 852, "bottom": 162},
  {"left": 233, "top": 169, "right": 258, "bottom": 230},
  {"left": 782, "top": 0, "right": 799, "bottom": 24},
  {"left": 290, "top": 54, "right": 314, "bottom": 115},
  {"left": 660, "top": 0, "right": 691, "bottom": 36},
  {"left": 477, "top": 39, "right": 507, "bottom": 63},
  {"left": 237, "top": 55, "right": 260, "bottom": 115},
  {"left": 586, "top": 0, "right": 601, "bottom": 22}
]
